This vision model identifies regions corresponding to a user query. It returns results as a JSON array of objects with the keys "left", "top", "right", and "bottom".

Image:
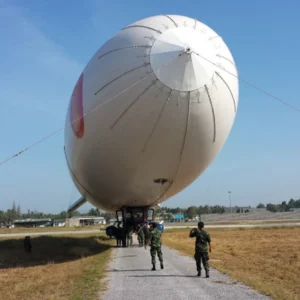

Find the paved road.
[
  {"left": 1, "top": 222, "right": 299, "bottom": 237},
  {"left": 101, "top": 243, "right": 271, "bottom": 300}
]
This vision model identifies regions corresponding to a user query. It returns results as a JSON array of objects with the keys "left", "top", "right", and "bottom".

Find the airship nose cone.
[{"left": 150, "top": 27, "right": 218, "bottom": 92}]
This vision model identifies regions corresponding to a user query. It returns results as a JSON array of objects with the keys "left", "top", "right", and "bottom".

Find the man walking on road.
[
  {"left": 189, "top": 221, "right": 212, "bottom": 278},
  {"left": 147, "top": 222, "right": 164, "bottom": 271}
]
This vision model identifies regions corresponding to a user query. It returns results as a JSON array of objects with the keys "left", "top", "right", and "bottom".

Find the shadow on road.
[
  {"left": 117, "top": 255, "right": 137, "bottom": 258},
  {"left": 0, "top": 235, "right": 111, "bottom": 269},
  {"left": 107, "top": 268, "right": 150, "bottom": 272},
  {"left": 129, "top": 274, "right": 200, "bottom": 278}
]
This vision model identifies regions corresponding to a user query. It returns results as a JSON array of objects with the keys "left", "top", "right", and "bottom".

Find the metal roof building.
[
  {"left": 13, "top": 218, "right": 52, "bottom": 228},
  {"left": 66, "top": 216, "right": 106, "bottom": 227}
]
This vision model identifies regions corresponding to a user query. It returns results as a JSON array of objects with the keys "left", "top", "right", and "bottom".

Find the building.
[
  {"left": 13, "top": 218, "right": 53, "bottom": 228},
  {"left": 53, "top": 219, "right": 66, "bottom": 227},
  {"left": 66, "top": 216, "right": 106, "bottom": 227},
  {"left": 289, "top": 208, "right": 300, "bottom": 212},
  {"left": 171, "top": 214, "right": 185, "bottom": 223}
]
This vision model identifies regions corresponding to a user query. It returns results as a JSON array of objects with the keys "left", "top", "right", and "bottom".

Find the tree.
[
  {"left": 12, "top": 201, "right": 17, "bottom": 214},
  {"left": 88, "top": 208, "right": 96, "bottom": 216},
  {"left": 280, "top": 201, "right": 289, "bottom": 212},
  {"left": 166, "top": 213, "right": 173, "bottom": 221},
  {"left": 266, "top": 203, "right": 277, "bottom": 212},
  {"left": 256, "top": 203, "right": 265, "bottom": 208},
  {"left": 186, "top": 206, "right": 197, "bottom": 219},
  {"left": 17, "top": 204, "right": 21, "bottom": 217}
]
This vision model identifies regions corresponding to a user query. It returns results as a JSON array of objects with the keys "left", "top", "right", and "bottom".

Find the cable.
[
  {"left": 0, "top": 71, "right": 154, "bottom": 167},
  {"left": 1, "top": 48, "right": 300, "bottom": 167},
  {"left": 0, "top": 49, "right": 183, "bottom": 167},
  {"left": 193, "top": 51, "right": 300, "bottom": 113},
  {"left": 0, "top": 126, "right": 65, "bottom": 166}
]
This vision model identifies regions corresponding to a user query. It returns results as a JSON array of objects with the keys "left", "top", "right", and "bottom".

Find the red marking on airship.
[{"left": 70, "top": 73, "right": 84, "bottom": 138}]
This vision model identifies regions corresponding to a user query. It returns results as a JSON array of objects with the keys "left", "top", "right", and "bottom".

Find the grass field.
[
  {"left": 163, "top": 227, "right": 300, "bottom": 300},
  {"left": 1, "top": 219, "right": 299, "bottom": 235},
  {"left": 0, "top": 233, "right": 113, "bottom": 300},
  {"left": 0, "top": 225, "right": 105, "bottom": 234},
  {"left": 164, "top": 219, "right": 300, "bottom": 226}
]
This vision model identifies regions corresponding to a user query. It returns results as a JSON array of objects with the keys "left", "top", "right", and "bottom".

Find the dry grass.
[
  {"left": 163, "top": 227, "right": 300, "bottom": 300},
  {"left": 165, "top": 219, "right": 300, "bottom": 226},
  {"left": 0, "top": 233, "right": 114, "bottom": 300},
  {"left": 0, "top": 225, "right": 105, "bottom": 234}
]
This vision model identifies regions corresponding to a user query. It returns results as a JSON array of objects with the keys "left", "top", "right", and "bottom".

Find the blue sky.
[{"left": 0, "top": 0, "right": 300, "bottom": 213}]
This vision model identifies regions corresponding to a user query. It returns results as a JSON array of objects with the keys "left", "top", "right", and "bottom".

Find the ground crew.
[
  {"left": 136, "top": 223, "right": 145, "bottom": 247},
  {"left": 126, "top": 216, "right": 135, "bottom": 247},
  {"left": 147, "top": 222, "right": 164, "bottom": 271},
  {"left": 143, "top": 222, "right": 150, "bottom": 243},
  {"left": 116, "top": 221, "right": 123, "bottom": 247},
  {"left": 189, "top": 221, "right": 212, "bottom": 278}
]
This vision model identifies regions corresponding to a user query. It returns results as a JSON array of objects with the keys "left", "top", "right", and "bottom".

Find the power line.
[
  {"left": 193, "top": 51, "right": 300, "bottom": 113},
  {"left": 0, "top": 48, "right": 186, "bottom": 168},
  {"left": 0, "top": 71, "right": 155, "bottom": 167}
]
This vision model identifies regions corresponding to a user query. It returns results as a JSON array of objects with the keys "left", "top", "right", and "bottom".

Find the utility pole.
[{"left": 228, "top": 191, "right": 232, "bottom": 217}]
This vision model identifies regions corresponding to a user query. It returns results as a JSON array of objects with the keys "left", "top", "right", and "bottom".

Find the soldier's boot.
[
  {"left": 196, "top": 261, "right": 201, "bottom": 277},
  {"left": 160, "top": 261, "right": 164, "bottom": 269},
  {"left": 151, "top": 263, "right": 156, "bottom": 271},
  {"left": 205, "top": 270, "right": 209, "bottom": 278}
]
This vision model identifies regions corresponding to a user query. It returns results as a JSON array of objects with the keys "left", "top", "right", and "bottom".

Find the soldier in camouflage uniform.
[
  {"left": 147, "top": 222, "right": 164, "bottom": 271},
  {"left": 189, "top": 221, "right": 212, "bottom": 278},
  {"left": 143, "top": 222, "right": 150, "bottom": 242},
  {"left": 136, "top": 223, "right": 145, "bottom": 247},
  {"left": 126, "top": 224, "right": 134, "bottom": 247},
  {"left": 126, "top": 216, "right": 136, "bottom": 247}
]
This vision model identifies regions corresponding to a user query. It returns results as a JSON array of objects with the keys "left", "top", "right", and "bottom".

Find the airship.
[{"left": 64, "top": 14, "right": 239, "bottom": 222}]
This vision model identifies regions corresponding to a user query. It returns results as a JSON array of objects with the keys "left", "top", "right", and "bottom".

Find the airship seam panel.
[
  {"left": 162, "top": 14, "right": 178, "bottom": 27},
  {"left": 94, "top": 63, "right": 151, "bottom": 96},
  {"left": 205, "top": 85, "right": 216, "bottom": 143},
  {"left": 122, "top": 25, "right": 162, "bottom": 34},
  {"left": 180, "top": 91, "right": 191, "bottom": 156},
  {"left": 98, "top": 45, "right": 152, "bottom": 60},
  {"left": 154, "top": 92, "right": 191, "bottom": 205},
  {"left": 216, "top": 54, "right": 236, "bottom": 69},
  {"left": 215, "top": 71, "right": 237, "bottom": 112},
  {"left": 141, "top": 88, "right": 173, "bottom": 152},
  {"left": 111, "top": 79, "right": 158, "bottom": 129}
]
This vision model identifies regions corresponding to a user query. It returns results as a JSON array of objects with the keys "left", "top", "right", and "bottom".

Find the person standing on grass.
[{"left": 189, "top": 221, "right": 212, "bottom": 278}]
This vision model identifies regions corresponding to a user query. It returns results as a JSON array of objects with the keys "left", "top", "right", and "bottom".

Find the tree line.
[
  {"left": 257, "top": 198, "right": 300, "bottom": 212},
  {"left": 0, "top": 202, "right": 114, "bottom": 225},
  {"left": 1, "top": 197, "right": 300, "bottom": 225},
  {"left": 157, "top": 205, "right": 226, "bottom": 220}
]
